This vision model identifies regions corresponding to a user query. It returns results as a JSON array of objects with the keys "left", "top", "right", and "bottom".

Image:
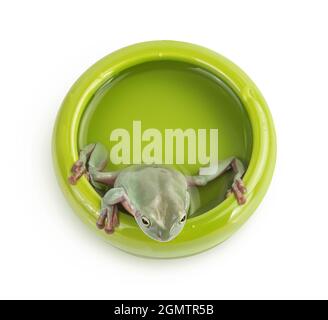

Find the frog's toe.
[
  {"left": 232, "top": 181, "right": 247, "bottom": 205},
  {"left": 96, "top": 209, "right": 107, "bottom": 230},
  {"left": 226, "top": 179, "right": 247, "bottom": 205},
  {"left": 236, "top": 179, "right": 247, "bottom": 194},
  {"left": 71, "top": 160, "right": 83, "bottom": 174},
  {"left": 68, "top": 175, "right": 77, "bottom": 185},
  {"left": 68, "top": 172, "right": 83, "bottom": 185},
  {"left": 113, "top": 210, "right": 120, "bottom": 228},
  {"left": 104, "top": 226, "right": 114, "bottom": 234},
  {"left": 97, "top": 206, "right": 119, "bottom": 234}
]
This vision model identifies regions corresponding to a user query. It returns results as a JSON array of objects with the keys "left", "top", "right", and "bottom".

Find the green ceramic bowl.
[{"left": 52, "top": 41, "right": 276, "bottom": 258}]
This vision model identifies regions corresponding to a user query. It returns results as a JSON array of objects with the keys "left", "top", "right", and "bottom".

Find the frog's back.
[{"left": 114, "top": 165, "right": 187, "bottom": 210}]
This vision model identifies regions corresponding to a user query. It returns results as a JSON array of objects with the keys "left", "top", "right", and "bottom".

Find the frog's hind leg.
[
  {"left": 69, "top": 143, "right": 119, "bottom": 189},
  {"left": 96, "top": 187, "right": 126, "bottom": 234},
  {"left": 187, "top": 157, "right": 247, "bottom": 205}
]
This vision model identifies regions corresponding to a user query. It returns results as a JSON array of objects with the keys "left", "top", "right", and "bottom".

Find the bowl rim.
[{"left": 52, "top": 40, "right": 276, "bottom": 258}]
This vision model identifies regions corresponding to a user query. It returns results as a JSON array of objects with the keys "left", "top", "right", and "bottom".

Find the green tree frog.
[{"left": 69, "top": 143, "right": 246, "bottom": 242}]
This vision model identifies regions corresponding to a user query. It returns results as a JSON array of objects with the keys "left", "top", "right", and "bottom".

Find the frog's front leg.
[
  {"left": 187, "top": 157, "right": 247, "bottom": 205},
  {"left": 96, "top": 187, "right": 126, "bottom": 234},
  {"left": 69, "top": 143, "right": 119, "bottom": 189}
]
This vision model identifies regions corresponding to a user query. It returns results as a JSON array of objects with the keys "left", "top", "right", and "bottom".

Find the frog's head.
[{"left": 135, "top": 192, "right": 189, "bottom": 242}]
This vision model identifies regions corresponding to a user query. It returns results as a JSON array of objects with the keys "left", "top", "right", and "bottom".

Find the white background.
[{"left": 0, "top": 0, "right": 327, "bottom": 300}]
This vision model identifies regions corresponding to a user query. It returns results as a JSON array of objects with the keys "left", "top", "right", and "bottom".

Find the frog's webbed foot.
[
  {"left": 69, "top": 160, "right": 86, "bottom": 185},
  {"left": 96, "top": 205, "right": 119, "bottom": 234},
  {"left": 68, "top": 144, "right": 96, "bottom": 185},
  {"left": 226, "top": 178, "right": 247, "bottom": 205},
  {"left": 226, "top": 159, "right": 247, "bottom": 205}
]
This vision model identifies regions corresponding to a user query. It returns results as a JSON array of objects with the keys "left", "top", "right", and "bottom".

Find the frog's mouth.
[
  {"left": 147, "top": 228, "right": 181, "bottom": 242},
  {"left": 155, "top": 232, "right": 173, "bottom": 242},
  {"left": 143, "top": 231, "right": 173, "bottom": 243}
]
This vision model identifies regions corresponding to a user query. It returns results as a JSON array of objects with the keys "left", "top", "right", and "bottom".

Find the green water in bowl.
[{"left": 78, "top": 61, "right": 252, "bottom": 214}]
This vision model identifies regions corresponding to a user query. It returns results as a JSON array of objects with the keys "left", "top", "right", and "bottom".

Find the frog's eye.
[
  {"left": 141, "top": 216, "right": 151, "bottom": 227},
  {"left": 180, "top": 214, "right": 186, "bottom": 223}
]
